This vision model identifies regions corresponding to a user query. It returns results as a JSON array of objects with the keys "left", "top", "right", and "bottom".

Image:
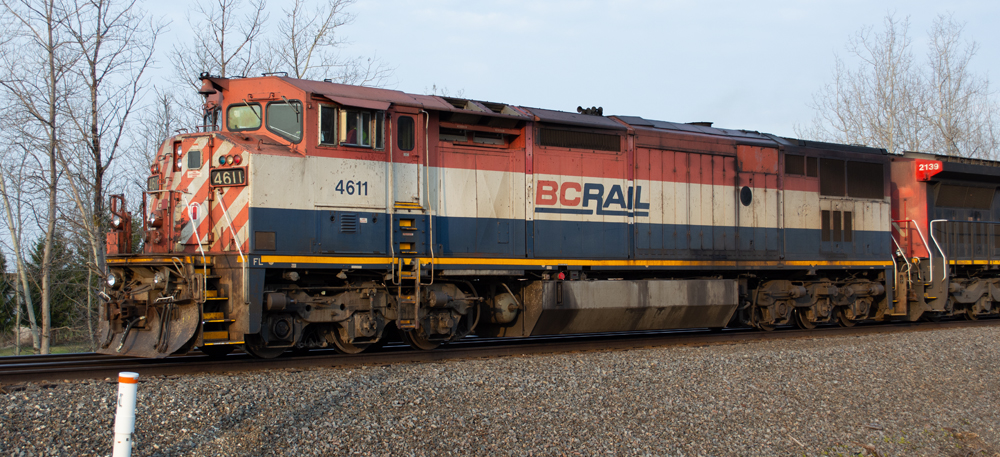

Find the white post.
[{"left": 112, "top": 372, "right": 139, "bottom": 457}]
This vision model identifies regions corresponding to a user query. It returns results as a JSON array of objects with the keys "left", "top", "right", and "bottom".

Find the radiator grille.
[{"left": 340, "top": 213, "right": 357, "bottom": 233}]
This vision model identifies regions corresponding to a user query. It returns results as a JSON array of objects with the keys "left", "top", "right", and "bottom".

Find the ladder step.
[
  {"left": 202, "top": 330, "right": 230, "bottom": 340},
  {"left": 203, "top": 319, "right": 235, "bottom": 324},
  {"left": 205, "top": 297, "right": 229, "bottom": 301},
  {"left": 398, "top": 295, "right": 418, "bottom": 330},
  {"left": 203, "top": 312, "right": 225, "bottom": 320}
]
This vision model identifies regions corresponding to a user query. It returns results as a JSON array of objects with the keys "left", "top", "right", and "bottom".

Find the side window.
[
  {"left": 227, "top": 103, "right": 262, "bottom": 131},
  {"left": 266, "top": 100, "right": 303, "bottom": 143},
  {"left": 339, "top": 109, "right": 385, "bottom": 149},
  {"left": 319, "top": 105, "right": 337, "bottom": 145},
  {"left": 398, "top": 116, "right": 415, "bottom": 151}
]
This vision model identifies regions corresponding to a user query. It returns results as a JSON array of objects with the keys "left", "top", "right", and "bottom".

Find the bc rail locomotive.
[{"left": 98, "top": 74, "right": 1000, "bottom": 358}]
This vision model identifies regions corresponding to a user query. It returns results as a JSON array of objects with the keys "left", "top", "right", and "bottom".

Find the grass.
[{"left": 0, "top": 343, "right": 93, "bottom": 356}]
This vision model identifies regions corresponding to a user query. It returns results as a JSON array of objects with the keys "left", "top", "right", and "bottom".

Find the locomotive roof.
[
  {"left": 902, "top": 150, "right": 1000, "bottom": 180},
  {"left": 220, "top": 76, "right": 890, "bottom": 156}
]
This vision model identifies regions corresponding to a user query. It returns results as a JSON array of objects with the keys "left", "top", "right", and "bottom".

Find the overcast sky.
[{"left": 152, "top": 0, "right": 1000, "bottom": 139}]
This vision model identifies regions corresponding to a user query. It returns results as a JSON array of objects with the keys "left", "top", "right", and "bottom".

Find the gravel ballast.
[{"left": 2, "top": 326, "right": 999, "bottom": 456}]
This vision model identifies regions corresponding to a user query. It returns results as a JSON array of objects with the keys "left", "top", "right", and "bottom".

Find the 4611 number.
[
  {"left": 210, "top": 168, "right": 246, "bottom": 187},
  {"left": 335, "top": 180, "right": 368, "bottom": 196}
]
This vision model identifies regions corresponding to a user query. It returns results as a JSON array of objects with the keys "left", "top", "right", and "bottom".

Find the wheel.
[
  {"left": 794, "top": 310, "right": 816, "bottom": 330},
  {"left": 964, "top": 308, "right": 979, "bottom": 320},
  {"left": 328, "top": 326, "right": 372, "bottom": 354},
  {"left": 753, "top": 307, "right": 776, "bottom": 331},
  {"left": 243, "top": 335, "right": 286, "bottom": 359},
  {"left": 198, "top": 345, "right": 235, "bottom": 358},
  {"left": 401, "top": 329, "right": 440, "bottom": 350},
  {"left": 837, "top": 308, "right": 856, "bottom": 327}
]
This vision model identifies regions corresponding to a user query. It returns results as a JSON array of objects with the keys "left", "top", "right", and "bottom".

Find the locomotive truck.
[{"left": 98, "top": 74, "right": 1000, "bottom": 358}]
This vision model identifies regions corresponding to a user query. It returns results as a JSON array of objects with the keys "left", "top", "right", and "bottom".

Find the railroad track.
[{"left": 2, "top": 319, "right": 998, "bottom": 385}]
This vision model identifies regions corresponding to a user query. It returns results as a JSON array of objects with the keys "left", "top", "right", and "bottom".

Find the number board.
[{"left": 210, "top": 167, "right": 247, "bottom": 187}]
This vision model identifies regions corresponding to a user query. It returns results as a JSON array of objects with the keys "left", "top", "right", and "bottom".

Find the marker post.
[{"left": 112, "top": 372, "right": 139, "bottom": 457}]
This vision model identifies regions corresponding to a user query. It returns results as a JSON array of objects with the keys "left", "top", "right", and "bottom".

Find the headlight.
[
  {"left": 106, "top": 272, "right": 118, "bottom": 288},
  {"left": 153, "top": 272, "right": 164, "bottom": 285},
  {"left": 111, "top": 215, "right": 122, "bottom": 229}
]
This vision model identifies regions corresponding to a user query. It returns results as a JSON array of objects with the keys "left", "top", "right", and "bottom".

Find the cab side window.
[
  {"left": 339, "top": 110, "right": 385, "bottom": 149},
  {"left": 319, "top": 105, "right": 336, "bottom": 145}
]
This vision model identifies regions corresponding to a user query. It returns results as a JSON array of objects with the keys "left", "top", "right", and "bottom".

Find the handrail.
[
  {"left": 182, "top": 195, "right": 209, "bottom": 299},
  {"left": 889, "top": 235, "right": 908, "bottom": 286},
  {"left": 215, "top": 188, "right": 248, "bottom": 304},
  {"left": 929, "top": 219, "right": 947, "bottom": 283},
  {"left": 892, "top": 219, "right": 932, "bottom": 281}
]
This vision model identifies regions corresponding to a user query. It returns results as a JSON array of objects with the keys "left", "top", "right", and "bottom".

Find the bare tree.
[
  {"left": 799, "top": 14, "right": 925, "bottom": 154},
  {"left": 1, "top": 0, "right": 79, "bottom": 354},
  {"left": 170, "top": 0, "right": 267, "bottom": 85},
  {"left": 0, "top": 154, "right": 40, "bottom": 353},
  {"left": 265, "top": 0, "right": 352, "bottom": 79},
  {"left": 128, "top": 89, "right": 178, "bottom": 180},
  {"left": 923, "top": 14, "right": 1000, "bottom": 159},
  {"left": 59, "top": 0, "right": 160, "bottom": 349},
  {"left": 166, "top": 0, "right": 266, "bottom": 124},
  {"left": 800, "top": 13, "right": 999, "bottom": 159},
  {"left": 261, "top": 0, "right": 391, "bottom": 86}
]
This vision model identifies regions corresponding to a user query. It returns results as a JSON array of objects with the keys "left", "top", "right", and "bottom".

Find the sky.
[{"left": 152, "top": 0, "right": 1000, "bottom": 139}]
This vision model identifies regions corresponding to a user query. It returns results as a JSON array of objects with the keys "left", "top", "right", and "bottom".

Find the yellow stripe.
[
  {"left": 107, "top": 255, "right": 215, "bottom": 265},
  {"left": 950, "top": 260, "right": 1000, "bottom": 265},
  {"left": 259, "top": 255, "right": 392, "bottom": 265},
  {"left": 257, "top": 255, "right": 891, "bottom": 268}
]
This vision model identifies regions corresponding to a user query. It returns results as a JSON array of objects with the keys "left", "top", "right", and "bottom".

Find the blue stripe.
[{"left": 248, "top": 207, "right": 891, "bottom": 263}]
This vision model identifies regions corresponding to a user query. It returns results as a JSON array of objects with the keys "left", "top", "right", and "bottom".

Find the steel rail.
[{"left": 2, "top": 319, "right": 998, "bottom": 385}]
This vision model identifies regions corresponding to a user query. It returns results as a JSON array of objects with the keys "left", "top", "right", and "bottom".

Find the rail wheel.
[
  {"left": 244, "top": 335, "right": 286, "bottom": 359},
  {"left": 836, "top": 308, "right": 856, "bottom": 327},
  {"left": 794, "top": 310, "right": 816, "bottom": 330},
  {"left": 964, "top": 308, "right": 979, "bottom": 320},
  {"left": 753, "top": 307, "right": 776, "bottom": 331},
  {"left": 328, "top": 326, "right": 372, "bottom": 354},
  {"left": 401, "top": 330, "right": 440, "bottom": 350},
  {"left": 198, "top": 345, "right": 235, "bottom": 358}
]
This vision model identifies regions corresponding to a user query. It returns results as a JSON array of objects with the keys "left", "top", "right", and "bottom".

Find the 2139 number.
[{"left": 335, "top": 180, "right": 368, "bottom": 196}]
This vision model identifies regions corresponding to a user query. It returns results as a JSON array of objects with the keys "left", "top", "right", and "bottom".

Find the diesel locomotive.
[{"left": 98, "top": 74, "right": 1000, "bottom": 358}]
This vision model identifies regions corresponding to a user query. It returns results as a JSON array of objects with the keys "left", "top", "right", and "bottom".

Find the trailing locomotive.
[{"left": 98, "top": 74, "right": 1000, "bottom": 358}]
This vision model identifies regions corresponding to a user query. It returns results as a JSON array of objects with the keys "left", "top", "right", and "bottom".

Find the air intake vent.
[
  {"left": 340, "top": 213, "right": 357, "bottom": 233},
  {"left": 539, "top": 128, "right": 620, "bottom": 152}
]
